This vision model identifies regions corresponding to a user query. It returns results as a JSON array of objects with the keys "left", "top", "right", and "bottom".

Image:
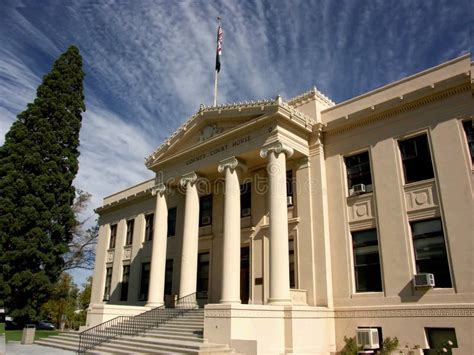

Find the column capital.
[
  {"left": 151, "top": 183, "right": 166, "bottom": 196},
  {"left": 260, "top": 141, "right": 294, "bottom": 159},
  {"left": 217, "top": 156, "right": 247, "bottom": 173},
  {"left": 180, "top": 171, "right": 198, "bottom": 188}
]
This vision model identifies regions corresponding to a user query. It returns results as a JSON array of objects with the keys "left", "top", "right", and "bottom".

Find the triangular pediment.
[{"left": 145, "top": 97, "right": 318, "bottom": 169}]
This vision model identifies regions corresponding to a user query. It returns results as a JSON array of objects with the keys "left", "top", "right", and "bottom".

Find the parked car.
[{"left": 35, "top": 320, "right": 55, "bottom": 330}]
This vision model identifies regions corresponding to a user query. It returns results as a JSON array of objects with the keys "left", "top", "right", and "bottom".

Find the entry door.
[{"left": 240, "top": 247, "right": 250, "bottom": 304}]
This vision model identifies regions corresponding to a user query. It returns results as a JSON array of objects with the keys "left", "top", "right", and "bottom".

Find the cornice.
[
  {"left": 145, "top": 97, "right": 316, "bottom": 169},
  {"left": 286, "top": 86, "right": 335, "bottom": 108},
  {"left": 325, "top": 83, "right": 470, "bottom": 137}
]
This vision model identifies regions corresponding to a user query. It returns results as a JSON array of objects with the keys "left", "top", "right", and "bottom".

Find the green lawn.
[
  {"left": 5, "top": 329, "right": 59, "bottom": 342},
  {"left": 0, "top": 323, "right": 4, "bottom": 335}
]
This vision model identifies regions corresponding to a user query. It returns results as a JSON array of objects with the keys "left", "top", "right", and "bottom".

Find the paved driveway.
[{"left": 5, "top": 342, "right": 74, "bottom": 355}]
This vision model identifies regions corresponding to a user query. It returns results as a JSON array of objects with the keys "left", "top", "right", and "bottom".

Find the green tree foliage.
[{"left": 0, "top": 46, "right": 85, "bottom": 322}]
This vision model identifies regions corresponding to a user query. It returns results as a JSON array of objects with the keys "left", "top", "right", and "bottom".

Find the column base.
[
  {"left": 219, "top": 299, "right": 241, "bottom": 304},
  {"left": 268, "top": 298, "right": 291, "bottom": 305},
  {"left": 145, "top": 301, "right": 164, "bottom": 308}
]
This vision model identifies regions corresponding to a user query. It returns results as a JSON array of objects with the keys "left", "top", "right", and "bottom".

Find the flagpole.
[
  {"left": 214, "top": 70, "right": 218, "bottom": 106},
  {"left": 214, "top": 17, "right": 222, "bottom": 106}
]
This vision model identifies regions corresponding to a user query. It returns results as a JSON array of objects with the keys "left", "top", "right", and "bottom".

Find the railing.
[{"left": 78, "top": 291, "right": 207, "bottom": 354}]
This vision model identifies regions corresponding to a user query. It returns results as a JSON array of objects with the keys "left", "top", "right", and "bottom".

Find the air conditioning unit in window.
[
  {"left": 287, "top": 196, "right": 293, "bottom": 206},
  {"left": 356, "top": 328, "right": 379, "bottom": 350},
  {"left": 202, "top": 216, "right": 212, "bottom": 225},
  {"left": 241, "top": 208, "right": 251, "bottom": 217},
  {"left": 413, "top": 273, "right": 435, "bottom": 288},
  {"left": 351, "top": 183, "right": 366, "bottom": 196}
]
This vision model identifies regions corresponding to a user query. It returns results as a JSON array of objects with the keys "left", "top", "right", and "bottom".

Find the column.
[
  {"left": 146, "top": 183, "right": 168, "bottom": 307},
  {"left": 260, "top": 141, "right": 294, "bottom": 305},
  {"left": 178, "top": 172, "right": 200, "bottom": 302},
  {"left": 218, "top": 157, "right": 246, "bottom": 304}
]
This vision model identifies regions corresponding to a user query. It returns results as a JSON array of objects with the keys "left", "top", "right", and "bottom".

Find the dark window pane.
[
  {"left": 199, "top": 195, "right": 213, "bottom": 226},
  {"left": 345, "top": 152, "right": 372, "bottom": 191},
  {"left": 462, "top": 120, "right": 474, "bottom": 164},
  {"left": 120, "top": 265, "right": 130, "bottom": 301},
  {"left": 126, "top": 219, "right": 134, "bottom": 245},
  {"left": 197, "top": 252, "right": 210, "bottom": 292},
  {"left": 286, "top": 170, "right": 294, "bottom": 198},
  {"left": 109, "top": 224, "right": 117, "bottom": 249},
  {"left": 165, "top": 260, "right": 173, "bottom": 295},
  {"left": 145, "top": 214, "right": 154, "bottom": 241},
  {"left": 240, "top": 183, "right": 251, "bottom": 217},
  {"left": 167, "top": 207, "right": 177, "bottom": 237},
  {"left": 411, "top": 219, "right": 451, "bottom": 288},
  {"left": 139, "top": 262, "right": 151, "bottom": 300},
  {"left": 399, "top": 135, "right": 434, "bottom": 183},
  {"left": 104, "top": 267, "right": 113, "bottom": 301},
  {"left": 352, "top": 229, "right": 382, "bottom": 292},
  {"left": 289, "top": 239, "right": 296, "bottom": 288}
]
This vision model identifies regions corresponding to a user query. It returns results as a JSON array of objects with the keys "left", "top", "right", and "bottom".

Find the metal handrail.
[{"left": 77, "top": 291, "right": 207, "bottom": 354}]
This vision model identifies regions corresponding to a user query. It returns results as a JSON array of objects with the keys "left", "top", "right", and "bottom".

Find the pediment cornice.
[{"left": 145, "top": 96, "right": 316, "bottom": 169}]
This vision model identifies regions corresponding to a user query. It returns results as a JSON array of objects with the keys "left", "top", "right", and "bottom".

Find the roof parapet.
[{"left": 286, "top": 86, "right": 335, "bottom": 107}]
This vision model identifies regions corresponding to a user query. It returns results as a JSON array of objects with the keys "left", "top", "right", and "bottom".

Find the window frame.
[
  {"left": 410, "top": 218, "right": 452, "bottom": 288},
  {"left": 199, "top": 195, "right": 213, "bottom": 227},
  {"left": 167, "top": 207, "right": 177, "bottom": 237},
  {"left": 344, "top": 150, "right": 373, "bottom": 195},
  {"left": 125, "top": 219, "right": 134, "bottom": 246},
  {"left": 351, "top": 229, "right": 383, "bottom": 293},
  {"left": 461, "top": 119, "right": 473, "bottom": 166},
  {"left": 109, "top": 224, "right": 117, "bottom": 249},
  {"left": 138, "top": 262, "right": 151, "bottom": 301},
  {"left": 144, "top": 213, "right": 154, "bottom": 241},
  {"left": 398, "top": 133, "right": 435, "bottom": 184},
  {"left": 120, "top": 264, "right": 130, "bottom": 301},
  {"left": 103, "top": 266, "right": 113, "bottom": 301},
  {"left": 240, "top": 182, "right": 252, "bottom": 217}
]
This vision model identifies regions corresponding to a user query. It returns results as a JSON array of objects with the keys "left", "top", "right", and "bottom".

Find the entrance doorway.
[{"left": 240, "top": 247, "right": 250, "bottom": 304}]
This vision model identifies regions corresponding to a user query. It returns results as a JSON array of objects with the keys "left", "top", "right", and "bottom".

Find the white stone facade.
[{"left": 87, "top": 55, "right": 474, "bottom": 354}]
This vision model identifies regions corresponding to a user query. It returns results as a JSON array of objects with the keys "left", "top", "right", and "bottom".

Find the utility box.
[{"left": 21, "top": 324, "right": 36, "bottom": 344}]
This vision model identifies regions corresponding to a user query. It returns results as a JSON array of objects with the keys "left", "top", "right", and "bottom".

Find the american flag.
[{"left": 215, "top": 23, "right": 223, "bottom": 72}]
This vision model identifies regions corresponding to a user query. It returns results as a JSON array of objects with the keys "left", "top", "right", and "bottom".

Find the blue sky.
[{"left": 0, "top": 0, "right": 472, "bottom": 285}]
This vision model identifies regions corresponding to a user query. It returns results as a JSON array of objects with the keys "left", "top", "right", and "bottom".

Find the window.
[
  {"left": 199, "top": 195, "right": 212, "bottom": 227},
  {"left": 286, "top": 170, "right": 294, "bottom": 205},
  {"left": 103, "top": 267, "right": 112, "bottom": 301},
  {"left": 352, "top": 229, "right": 382, "bottom": 292},
  {"left": 426, "top": 328, "right": 458, "bottom": 354},
  {"left": 240, "top": 182, "right": 251, "bottom": 217},
  {"left": 399, "top": 134, "right": 434, "bottom": 183},
  {"left": 462, "top": 119, "right": 473, "bottom": 165},
  {"left": 144, "top": 214, "right": 154, "bottom": 241},
  {"left": 139, "top": 262, "right": 151, "bottom": 300},
  {"left": 289, "top": 239, "right": 296, "bottom": 288},
  {"left": 411, "top": 219, "right": 451, "bottom": 288},
  {"left": 120, "top": 265, "right": 130, "bottom": 301},
  {"left": 125, "top": 219, "right": 134, "bottom": 245},
  {"left": 165, "top": 259, "right": 173, "bottom": 295},
  {"left": 109, "top": 224, "right": 117, "bottom": 249},
  {"left": 345, "top": 151, "right": 372, "bottom": 194},
  {"left": 167, "top": 207, "right": 177, "bottom": 237},
  {"left": 196, "top": 252, "right": 210, "bottom": 292}
]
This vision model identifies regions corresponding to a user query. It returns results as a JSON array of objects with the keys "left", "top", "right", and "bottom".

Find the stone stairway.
[{"left": 35, "top": 309, "right": 233, "bottom": 354}]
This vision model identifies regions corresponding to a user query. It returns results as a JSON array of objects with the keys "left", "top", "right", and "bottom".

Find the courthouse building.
[{"left": 86, "top": 55, "right": 473, "bottom": 354}]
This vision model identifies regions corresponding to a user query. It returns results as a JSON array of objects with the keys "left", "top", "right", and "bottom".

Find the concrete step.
[
  {"left": 35, "top": 337, "right": 78, "bottom": 352},
  {"left": 144, "top": 330, "right": 204, "bottom": 342},
  {"left": 93, "top": 336, "right": 230, "bottom": 354},
  {"left": 148, "top": 328, "right": 203, "bottom": 338}
]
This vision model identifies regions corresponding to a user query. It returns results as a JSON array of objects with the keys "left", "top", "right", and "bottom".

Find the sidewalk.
[{"left": 5, "top": 342, "right": 75, "bottom": 355}]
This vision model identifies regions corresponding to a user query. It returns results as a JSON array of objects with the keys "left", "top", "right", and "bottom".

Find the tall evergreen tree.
[{"left": 0, "top": 46, "right": 85, "bottom": 321}]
